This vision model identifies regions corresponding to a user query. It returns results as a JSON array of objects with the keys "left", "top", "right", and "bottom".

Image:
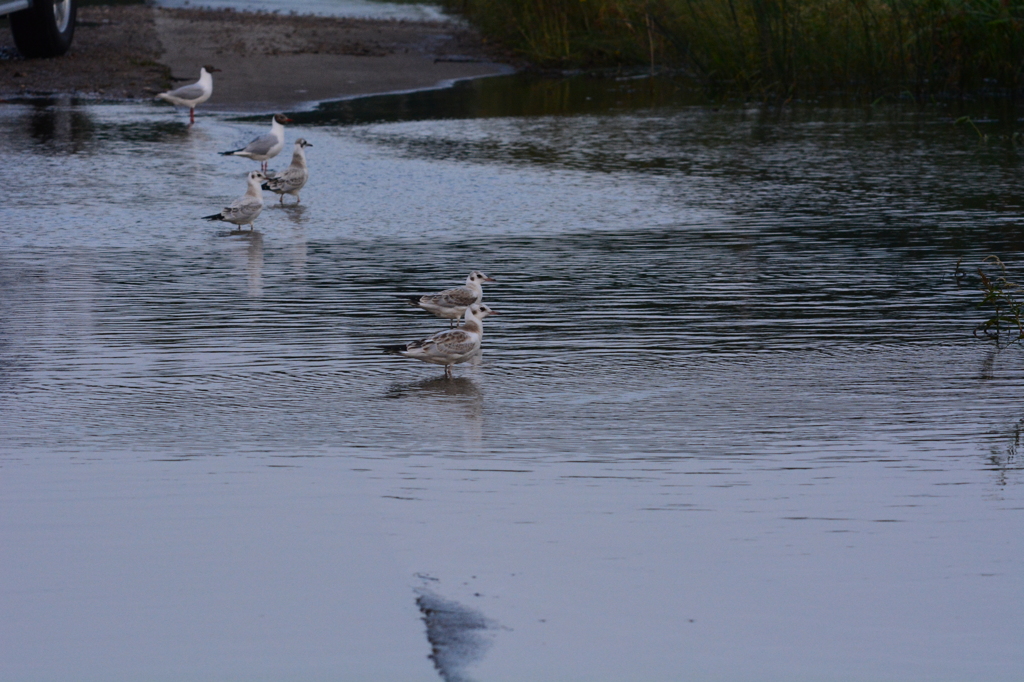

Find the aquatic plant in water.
[{"left": 957, "top": 256, "right": 1024, "bottom": 348}]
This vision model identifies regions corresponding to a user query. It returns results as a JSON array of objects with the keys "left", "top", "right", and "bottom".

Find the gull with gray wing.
[
  {"left": 383, "top": 303, "right": 498, "bottom": 378},
  {"left": 155, "top": 65, "right": 220, "bottom": 124},
  {"left": 262, "top": 138, "right": 312, "bottom": 204},
  {"left": 220, "top": 114, "right": 292, "bottom": 172},
  {"left": 203, "top": 171, "right": 267, "bottom": 231},
  {"left": 405, "top": 270, "right": 496, "bottom": 327}
]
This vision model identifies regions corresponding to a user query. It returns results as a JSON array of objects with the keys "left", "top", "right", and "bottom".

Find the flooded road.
[{"left": 1, "top": 78, "right": 1023, "bottom": 681}]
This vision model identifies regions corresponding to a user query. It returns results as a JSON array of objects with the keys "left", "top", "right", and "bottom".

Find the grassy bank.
[{"left": 442, "top": 0, "right": 1024, "bottom": 98}]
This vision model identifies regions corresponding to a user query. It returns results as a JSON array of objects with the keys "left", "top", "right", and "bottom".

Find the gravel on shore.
[
  {"left": 0, "top": 5, "right": 515, "bottom": 108},
  {"left": 0, "top": 5, "right": 166, "bottom": 100}
]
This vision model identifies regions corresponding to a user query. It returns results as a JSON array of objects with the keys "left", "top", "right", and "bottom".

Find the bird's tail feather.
[
  {"left": 381, "top": 344, "right": 408, "bottom": 355},
  {"left": 219, "top": 149, "right": 242, "bottom": 156},
  {"left": 202, "top": 213, "right": 224, "bottom": 221},
  {"left": 400, "top": 295, "right": 423, "bottom": 306}
]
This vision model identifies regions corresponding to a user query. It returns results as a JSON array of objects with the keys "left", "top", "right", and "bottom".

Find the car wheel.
[{"left": 10, "top": 0, "right": 77, "bottom": 58}]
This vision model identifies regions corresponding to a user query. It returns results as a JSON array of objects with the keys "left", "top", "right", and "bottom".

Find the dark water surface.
[{"left": 1, "top": 79, "right": 1023, "bottom": 681}]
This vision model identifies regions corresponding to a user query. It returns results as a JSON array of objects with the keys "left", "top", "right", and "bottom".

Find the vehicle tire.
[{"left": 10, "top": 0, "right": 77, "bottom": 58}]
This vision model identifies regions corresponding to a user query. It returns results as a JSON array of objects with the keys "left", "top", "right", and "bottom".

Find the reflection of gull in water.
[
  {"left": 262, "top": 138, "right": 312, "bottom": 204},
  {"left": 405, "top": 271, "right": 496, "bottom": 328},
  {"left": 386, "top": 376, "right": 482, "bottom": 401},
  {"left": 245, "top": 230, "right": 264, "bottom": 297},
  {"left": 385, "top": 376, "right": 484, "bottom": 443},
  {"left": 203, "top": 171, "right": 266, "bottom": 230},
  {"left": 155, "top": 65, "right": 220, "bottom": 124},
  {"left": 286, "top": 225, "right": 308, "bottom": 274},
  {"left": 220, "top": 113, "right": 292, "bottom": 172},
  {"left": 276, "top": 202, "right": 309, "bottom": 224},
  {"left": 383, "top": 303, "right": 497, "bottom": 378}
]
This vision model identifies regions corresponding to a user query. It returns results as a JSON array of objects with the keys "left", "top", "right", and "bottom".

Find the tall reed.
[{"left": 444, "top": 0, "right": 1024, "bottom": 97}]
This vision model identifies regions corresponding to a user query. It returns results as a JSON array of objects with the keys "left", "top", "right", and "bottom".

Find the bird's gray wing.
[
  {"left": 223, "top": 195, "right": 263, "bottom": 221},
  {"left": 167, "top": 83, "right": 206, "bottom": 100},
  {"left": 266, "top": 167, "right": 307, "bottom": 192},
  {"left": 435, "top": 286, "right": 478, "bottom": 308},
  {"left": 424, "top": 329, "right": 476, "bottom": 356},
  {"left": 242, "top": 133, "right": 278, "bottom": 156}
]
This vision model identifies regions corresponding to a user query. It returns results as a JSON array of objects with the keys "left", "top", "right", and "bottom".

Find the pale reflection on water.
[
  {"left": 241, "top": 229, "right": 264, "bottom": 297},
  {"left": 0, "top": 89, "right": 1022, "bottom": 681}
]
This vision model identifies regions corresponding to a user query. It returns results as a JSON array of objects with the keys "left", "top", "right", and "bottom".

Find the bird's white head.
[
  {"left": 295, "top": 138, "right": 312, "bottom": 148},
  {"left": 248, "top": 171, "right": 267, "bottom": 182},
  {"left": 467, "top": 270, "right": 496, "bottom": 285},
  {"left": 468, "top": 303, "right": 498, "bottom": 319}
]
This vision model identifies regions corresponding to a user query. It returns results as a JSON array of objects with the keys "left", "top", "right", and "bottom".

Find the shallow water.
[{"left": 1, "top": 79, "right": 1023, "bottom": 681}]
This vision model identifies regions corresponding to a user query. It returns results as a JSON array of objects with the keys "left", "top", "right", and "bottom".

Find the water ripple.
[{"left": 2, "top": 101, "right": 1024, "bottom": 462}]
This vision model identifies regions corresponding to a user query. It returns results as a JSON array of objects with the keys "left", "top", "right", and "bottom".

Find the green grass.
[{"left": 443, "top": 0, "right": 1024, "bottom": 98}]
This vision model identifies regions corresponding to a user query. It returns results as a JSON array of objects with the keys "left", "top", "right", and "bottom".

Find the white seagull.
[
  {"left": 383, "top": 303, "right": 498, "bottom": 378},
  {"left": 203, "top": 171, "right": 267, "bottom": 231},
  {"left": 155, "top": 65, "right": 220, "bottom": 124},
  {"left": 405, "top": 270, "right": 496, "bottom": 327},
  {"left": 262, "top": 138, "right": 312, "bottom": 204},
  {"left": 220, "top": 113, "right": 292, "bottom": 172}
]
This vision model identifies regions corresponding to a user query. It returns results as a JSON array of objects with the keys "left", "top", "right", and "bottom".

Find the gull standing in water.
[
  {"left": 155, "top": 65, "right": 220, "bottom": 124},
  {"left": 405, "top": 270, "right": 496, "bottom": 327},
  {"left": 383, "top": 303, "right": 498, "bottom": 378},
  {"left": 203, "top": 171, "right": 267, "bottom": 231},
  {"left": 262, "top": 138, "right": 312, "bottom": 204},
  {"left": 220, "top": 114, "right": 292, "bottom": 172}
]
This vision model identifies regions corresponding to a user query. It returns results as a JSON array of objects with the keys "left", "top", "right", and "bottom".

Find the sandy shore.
[{"left": 0, "top": 5, "right": 514, "bottom": 110}]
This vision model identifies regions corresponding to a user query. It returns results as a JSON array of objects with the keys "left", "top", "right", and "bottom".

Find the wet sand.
[{"left": 0, "top": 5, "right": 514, "bottom": 109}]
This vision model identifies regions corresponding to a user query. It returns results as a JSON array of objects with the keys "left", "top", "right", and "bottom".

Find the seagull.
[
  {"left": 383, "top": 303, "right": 498, "bottom": 378},
  {"left": 405, "top": 271, "right": 496, "bottom": 327},
  {"left": 155, "top": 65, "right": 220, "bottom": 124},
  {"left": 203, "top": 171, "right": 267, "bottom": 231},
  {"left": 262, "top": 138, "right": 312, "bottom": 204},
  {"left": 220, "top": 113, "right": 292, "bottom": 172}
]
